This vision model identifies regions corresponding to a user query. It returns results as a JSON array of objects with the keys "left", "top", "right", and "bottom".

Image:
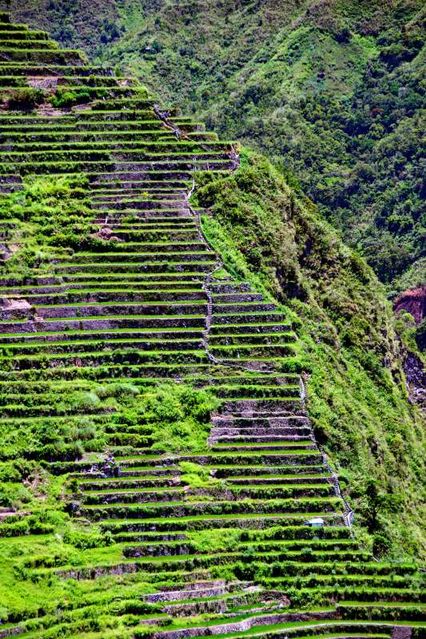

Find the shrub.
[
  {"left": 180, "top": 461, "right": 219, "bottom": 488},
  {"left": 50, "top": 88, "right": 91, "bottom": 108},
  {"left": 144, "top": 384, "right": 219, "bottom": 453},
  {"left": 7, "top": 88, "right": 44, "bottom": 111},
  {"left": 0, "top": 483, "right": 32, "bottom": 509},
  {"left": 63, "top": 525, "right": 113, "bottom": 550}
]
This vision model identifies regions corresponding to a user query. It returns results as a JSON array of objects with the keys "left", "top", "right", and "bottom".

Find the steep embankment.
[
  {"left": 0, "top": 9, "right": 424, "bottom": 639},
  {"left": 7, "top": 0, "right": 425, "bottom": 289}
]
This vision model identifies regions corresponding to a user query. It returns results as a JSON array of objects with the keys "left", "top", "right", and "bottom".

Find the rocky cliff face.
[
  {"left": 395, "top": 286, "right": 426, "bottom": 326},
  {"left": 404, "top": 351, "right": 426, "bottom": 411},
  {"left": 394, "top": 286, "right": 426, "bottom": 408}
]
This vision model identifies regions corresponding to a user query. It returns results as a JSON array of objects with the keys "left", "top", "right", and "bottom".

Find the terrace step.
[
  {"left": 145, "top": 610, "right": 339, "bottom": 639},
  {"left": 218, "top": 400, "right": 305, "bottom": 414},
  {"left": 145, "top": 580, "right": 230, "bottom": 603},
  {"left": 98, "top": 513, "right": 344, "bottom": 534},
  {"left": 211, "top": 431, "right": 312, "bottom": 440}
]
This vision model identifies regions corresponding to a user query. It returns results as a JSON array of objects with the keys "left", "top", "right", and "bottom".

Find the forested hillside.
[{"left": 8, "top": 0, "right": 425, "bottom": 291}]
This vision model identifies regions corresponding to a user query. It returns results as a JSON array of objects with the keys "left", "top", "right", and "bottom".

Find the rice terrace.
[{"left": 0, "top": 1, "right": 424, "bottom": 638}]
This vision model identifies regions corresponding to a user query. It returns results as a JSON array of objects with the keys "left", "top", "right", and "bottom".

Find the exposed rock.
[
  {"left": 0, "top": 507, "right": 16, "bottom": 521},
  {"left": 93, "top": 225, "right": 123, "bottom": 242},
  {"left": 72, "top": 103, "right": 93, "bottom": 113},
  {"left": 0, "top": 297, "right": 32, "bottom": 320},
  {"left": 392, "top": 626, "right": 412, "bottom": 639},
  {"left": 0, "top": 623, "right": 25, "bottom": 637},
  {"left": 404, "top": 351, "right": 426, "bottom": 409},
  {"left": 27, "top": 75, "right": 59, "bottom": 90},
  {"left": 36, "top": 103, "right": 67, "bottom": 117},
  {"left": 394, "top": 286, "right": 426, "bottom": 325},
  {"left": 0, "top": 243, "right": 11, "bottom": 261}
]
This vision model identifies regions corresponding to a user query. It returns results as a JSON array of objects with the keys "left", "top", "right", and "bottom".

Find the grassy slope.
[
  {"left": 194, "top": 149, "right": 426, "bottom": 558},
  {"left": 9, "top": 0, "right": 424, "bottom": 289},
  {"left": 0, "top": 6, "right": 423, "bottom": 625}
]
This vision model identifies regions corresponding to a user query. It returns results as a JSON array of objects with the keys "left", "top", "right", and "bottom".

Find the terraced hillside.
[{"left": 0, "top": 11, "right": 425, "bottom": 639}]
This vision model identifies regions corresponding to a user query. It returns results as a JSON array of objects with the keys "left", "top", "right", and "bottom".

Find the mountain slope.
[
  {"left": 0, "top": 8, "right": 424, "bottom": 639},
  {"left": 6, "top": 0, "right": 424, "bottom": 288}
]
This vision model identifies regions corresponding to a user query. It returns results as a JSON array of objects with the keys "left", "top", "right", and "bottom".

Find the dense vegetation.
[
  {"left": 2, "top": 154, "right": 424, "bottom": 557},
  {"left": 5, "top": 0, "right": 120, "bottom": 53},
  {"left": 8, "top": 0, "right": 424, "bottom": 289}
]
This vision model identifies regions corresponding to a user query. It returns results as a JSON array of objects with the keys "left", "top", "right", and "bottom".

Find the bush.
[
  {"left": 180, "top": 461, "right": 219, "bottom": 488},
  {"left": 143, "top": 384, "right": 219, "bottom": 453},
  {"left": 0, "top": 483, "right": 32, "bottom": 509},
  {"left": 7, "top": 88, "right": 44, "bottom": 111},
  {"left": 0, "top": 174, "right": 94, "bottom": 269},
  {"left": 63, "top": 525, "right": 113, "bottom": 550},
  {"left": 50, "top": 88, "right": 91, "bottom": 108}
]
